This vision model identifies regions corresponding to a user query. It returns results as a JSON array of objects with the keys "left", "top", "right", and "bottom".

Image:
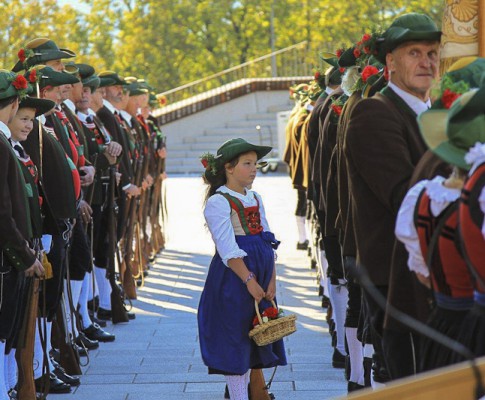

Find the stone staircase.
[{"left": 166, "top": 103, "right": 290, "bottom": 174}]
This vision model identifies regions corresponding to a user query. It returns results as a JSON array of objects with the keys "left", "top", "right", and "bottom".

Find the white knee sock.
[
  {"left": 63, "top": 280, "right": 83, "bottom": 338},
  {"left": 296, "top": 216, "right": 307, "bottom": 243},
  {"left": 0, "top": 344, "right": 10, "bottom": 400},
  {"left": 45, "top": 322, "right": 55, "bottom": 373},
  {"left": 94, "top": 266, "right": 111, "bottom": 310},
  {"left": 346, "top": 327, "right": 365, "bottom": 385},
  {"left": 225, "top": 371, "right": 249, "bottom": 400},
  {"left": 4, "top": 350, "right": 16, "bottom": 391},
  {"left": 363, "top": 344, "right": 374, "bottom": 359},
  {"left": 79, "top": 273, "right": 93, "bottom": 329},
  {"left": 329, "top": 280, "right": 348, "bottom": 356},
  {"left": 318, "top": 251, "right": 329, "bottom": 295}
]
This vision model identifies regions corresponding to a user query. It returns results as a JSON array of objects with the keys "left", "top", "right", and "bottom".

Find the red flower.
[
  {"left": 18, "top": 49, "right": 26, "bottom": 63},
  {"left": 28, "top": 69, "right": 37, "bottom": 83},
  {"left": 336, "top": 48, "right": 343, "bottom": 58},
  {"left": 263, "top": 307, "right": 278, "bottom": 319},
  {"left": 201, "top": 158, "right": 208, "bottom": 168},
  {"left": 364, "top": 46, "right": 371, "bottom": 54},
  {"left": 339, "top": 67, "right": 345, "bottom": 73},
  {"left": 361, "top": 65, "right": 379, "bottom": 83},
  {"left": 253, "top": 315, "right": 260, "bottom": 326},
  {"left": 442, "top": 89, "right": 461, "bottom": 109},
  {"left": 314, "top": 71, "right": 321, "bottom": 80},
  {"left": 331, "top": 104, "right": 343, "bottom": 116},
  {"left": 12, "top": 75, "right": 28, "bottom": 90},
  {"left": 361, "top": 33, "right": 372, "bottom": 43},
  {"left": 353, "top": 48, "right": 361, "bottom": 59}
]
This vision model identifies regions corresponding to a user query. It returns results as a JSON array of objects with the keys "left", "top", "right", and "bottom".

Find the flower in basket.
[{"left": 252, "top": 306, "right": 284, "bottom": 327}]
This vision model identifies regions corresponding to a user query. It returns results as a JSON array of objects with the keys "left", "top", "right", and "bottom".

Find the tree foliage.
[{"left": 0, "top": 0, "right": 444, "bottom": 93}]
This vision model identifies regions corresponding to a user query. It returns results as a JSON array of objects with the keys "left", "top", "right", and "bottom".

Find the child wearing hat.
[{"left": 197, "top": 138, "right": 286, "bottom": 400}]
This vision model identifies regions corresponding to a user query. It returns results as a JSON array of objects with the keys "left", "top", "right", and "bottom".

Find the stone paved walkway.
[{"left": 55, "top": 174, "right": 347, "bottom": 399}]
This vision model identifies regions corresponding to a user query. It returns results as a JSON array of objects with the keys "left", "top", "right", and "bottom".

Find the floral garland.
[
  {"left": 200, "top": 152, "right": 220, "bottom": 175},
  {"left": 432, "top": 74, "right": 470, "bottom": 109},
  {"left": 17, "top": 47, "right": 35, "bottom": 68},
  {"left": 252, "top": 306, "right": 285, "bottom": 327}
]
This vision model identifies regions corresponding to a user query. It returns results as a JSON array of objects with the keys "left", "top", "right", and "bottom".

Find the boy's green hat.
[
  {"left": 19, "top": 96, "right": 55, "bottom": 116},
  {"left": 0, "top": 70, "right": 32, "bottom": 100},
  {"left": 12, "top": 38, "right": 76, "bottom": 72},
  {"left": 418, "top": 85, "right": 485, "bottom": 170},
  {"left": 375, "top": 13, "right": 441, "bottom": 64},
  {"left": 27, "top": 65, "right": 79, "bottom": 91}
]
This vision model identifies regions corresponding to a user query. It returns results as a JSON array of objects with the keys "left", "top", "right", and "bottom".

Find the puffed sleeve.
[
  {"left": 204, "top": 194, "right": 247, "bottom": 266},
  {"left": 480, "top": 186, "right": 485, "bottom": 240},
  {"left": 395, "top": 180, "right": 429, "bottom": 278}
]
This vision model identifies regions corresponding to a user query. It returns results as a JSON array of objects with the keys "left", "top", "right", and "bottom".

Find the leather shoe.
[
  {"left": 127, "top": 311, "right": 136, "bottom": 320},
  {"left": 332, "top": 348, "right": 346, "bottom": 369},
  {"left": 97, "top": 307, "right": 112, "bottom": 321},
  {"left": 51, "top": 358, "right": 81, "bottom": 386},
  {"left": 83, "top": 324, "right": 115, "bottom": 342},
  {"left": 75, "top": 331, "right": 99, "bottom": 350},
  {"left": 348, "top": 381, "right": 365, "bottom": 393},
  {"left": 35, "top": 373, "right": 71, "bottom": 394},
  {"left": 92, "top": 315, "right": 107, "bottom": 328}
]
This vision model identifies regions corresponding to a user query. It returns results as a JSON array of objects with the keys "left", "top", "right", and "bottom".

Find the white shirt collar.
[
  {"left": 76, "top": 110, "right": 90, "bottom": 123},
  {"left": 37, "top": 114, "right": 46, "bottom": 125},
  {"left": 63, "top": 99, "right": 76, "bottom": 113},
  {"left": 388, "top": 82, "right": 431, "bottom": 116},
  {"left": 103, "top": 99, "right": 117, "bottom": 114},
  {"left": 119, "top": 110, "right": 132, "bottom": 127},
  {"left": 88, "top": 108, "right": 97, "bottom": 116},
  {"left": 0, "top": 121, "right": 12, "bottom": 139}
]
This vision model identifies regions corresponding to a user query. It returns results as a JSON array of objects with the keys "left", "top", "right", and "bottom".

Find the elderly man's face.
[{"left": 386, "top": 41, "right": 440, "bottom": 101}]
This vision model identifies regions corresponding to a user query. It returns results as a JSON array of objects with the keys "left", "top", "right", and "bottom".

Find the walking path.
[{"left": 56, "top": 174, "right": 347, "bottom": 399}]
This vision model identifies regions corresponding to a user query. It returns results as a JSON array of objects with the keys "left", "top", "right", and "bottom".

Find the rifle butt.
[
  {"left": 249, "top": 369, "right": 271, "bottom": 400},
  {"left": 110, "top": 290, "right": 129, "bottom": 324},
  {"left": 122, "top": 261, "right": 137, "bottom": 300}
]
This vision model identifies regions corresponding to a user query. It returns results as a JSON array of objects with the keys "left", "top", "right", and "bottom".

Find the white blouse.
[
  {"left": 465, "top": 143, "right": 485, "bottom": 239},
  {"left": 204, "top": 186, "right": 271, "bottom": 266},
  {"left": 395, "top": 176, "right": 461, "bottom": 278}
]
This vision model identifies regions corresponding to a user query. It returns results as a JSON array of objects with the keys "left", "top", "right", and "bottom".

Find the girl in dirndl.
[{"left": 197, "top": 138, "right": 287, "bottom": 400}]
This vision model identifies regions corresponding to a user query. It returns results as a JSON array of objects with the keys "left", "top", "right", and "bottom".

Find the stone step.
[
  {"left": 245, "top": 112, "right": 276, "bottom": 120},
  {"left": 266, "top": 103, "right": 293, "bottom": 113},
  {"left": 186, "top": 132, "right": 272, "bottom": 144},
  {"left": 225, "top": 119, "right": 277, "bottom": 129},
  {"left": 203, "top": 127, "right": 266, "bottom": 136}
]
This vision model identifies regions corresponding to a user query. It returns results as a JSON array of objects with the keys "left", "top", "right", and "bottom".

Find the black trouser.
[
  {"left": 383, "top": 330, "right": 419, "bottom": 379},
  {"left": 295, "top": 188, "right": 307, "bottom": 217},
  {"left": 322, "top": 235, "right": 344, "bottom": 282},
  {"left": 343, "top": 256, "right": 361, "bottom": 328},
  {"left": 68, "top": 212, "right": 91, "bottom": 280}
]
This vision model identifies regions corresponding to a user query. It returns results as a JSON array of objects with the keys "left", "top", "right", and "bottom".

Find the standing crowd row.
[
  {"left": 284, "top": 12, "right": 485, "bottom": 394},
  {"left": 0, "top": 36, "right": 167, "bottom": 398}
]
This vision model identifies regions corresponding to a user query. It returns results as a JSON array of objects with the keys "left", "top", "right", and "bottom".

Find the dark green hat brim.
[
  {"left": 82, "top": 75, "right": 100, "bottom": 91},
  {"left": 338, "top": 47, "right": 357, "bottom": 68},
  {"left": 98, "top": 72, "right": 127, "bottom": 87},
  {"left": 36, "top": 68, "right": 79, "bottom": 88},
  {"left": 19, "top": 96, "right": 55, "bottom": 117},
  {"left": 362, "top": 72, "right": 386, "bottom": 98},
  {"left": 320, "top": 52, "right": 339, "bottom": 68},
  {"left": 216, "top": 138, "right": 272, "bottom": 165}
]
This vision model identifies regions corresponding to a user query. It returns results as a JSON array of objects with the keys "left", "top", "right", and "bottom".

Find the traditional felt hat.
[
  {"left": 320, "top": 52, "right": 339, "bottom": 68},
  {"left": 0, "top": 69, "right": 32, "bottom": 100},
  {"left": 149, "top": 92, "right": 158, "bottom": 107},
  {"left": 12, "top": 38, "right": 76, "bottom": 72},
  {"left": 338, "top": 46, "right": 357, "bottom": 68},
  {"left": 98, "top": 71, "right": 127, "bottom": 87},
  {"left": 67, "top": 63, "right": 100, "bottom": 92},
  {"left": 202, "top": 138, "right": 271, "bottom": 179},
  {"left": 375, "top": 13, "right": 441, "bottom": 64},
  {"left": 124, "top": 77, "right": 149, "bottom": 96},
  {"left": 27, "top": 65, "right": 79, "bottom": 91},
  {"left": 418, "top": 84, "right": 485, "bottom": 170},
  {"left": 19, "top": 96, "right": 55, "bottom": 116}
]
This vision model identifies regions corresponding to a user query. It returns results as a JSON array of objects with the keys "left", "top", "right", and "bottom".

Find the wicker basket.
[{"left": 249, "top": 300, "right": 297, "bottom": 346}]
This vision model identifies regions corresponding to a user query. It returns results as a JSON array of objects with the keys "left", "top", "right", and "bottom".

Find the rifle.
[
  {"left": 121, "top": 158, "right": 143, "bottom": 299},
  {"left": 150, "top": 155, "right": 166, "bottom": 255},
  {"left": 107, "top": 165, "right": 129, "bottom": 324},
  {"left": 249, "top": 369, "right": 272, "bottom": 400},
  {"left": 15, "top": 277, "right": 39, "bottom": 400},
  {"left": 55, "top": 295, "right": 81, "bottom": 376}
]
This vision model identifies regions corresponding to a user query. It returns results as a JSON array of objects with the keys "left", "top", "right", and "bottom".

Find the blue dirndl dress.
[{"left": 198, "top": 191, "right": 287, "bottom": 375}]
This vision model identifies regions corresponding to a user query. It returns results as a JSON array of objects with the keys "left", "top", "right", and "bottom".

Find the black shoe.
[
  {"left": 74, "top": 343, "right": 89, "bottom": 357},
  {"left": 348, "top": 381, "right": 365, "bottom": 393},
  {"left": 296, "top": 240, "right": 309, "bottom": 250},
  {"left": 35, "top": 373, "right": 71, "bottom": 394},
  {"left": 83, "top": 323, "right": 116, "bottom": 342},
  {"left": 52, "top": 363, "right": 81, "bottom": 386},
  {"left": 321, "top": 295, "right": 330, "bottom": 308},
  {"left": 127, "top": 311, "right": 136, "bottom": 320},
  {"left": 97, "top": 307, "right": 112, "bottom": 321},
  {"left": 91, "top": 315, "right": 107, "bottom": 328},
  {"left": 50, "top": 348, "right": 60, "bottom": 364},
  {"left": 87, "top": 296, "right": 99, "bottom": 312},
  {"left": 224, "top": 384, "right": 230, "bottom": 399},
  {"left": 332, "top": 349, "right": 346, "bottom": 369},
  {"left": 76, "top": 331, "right": 99, "bottom": 350}
]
